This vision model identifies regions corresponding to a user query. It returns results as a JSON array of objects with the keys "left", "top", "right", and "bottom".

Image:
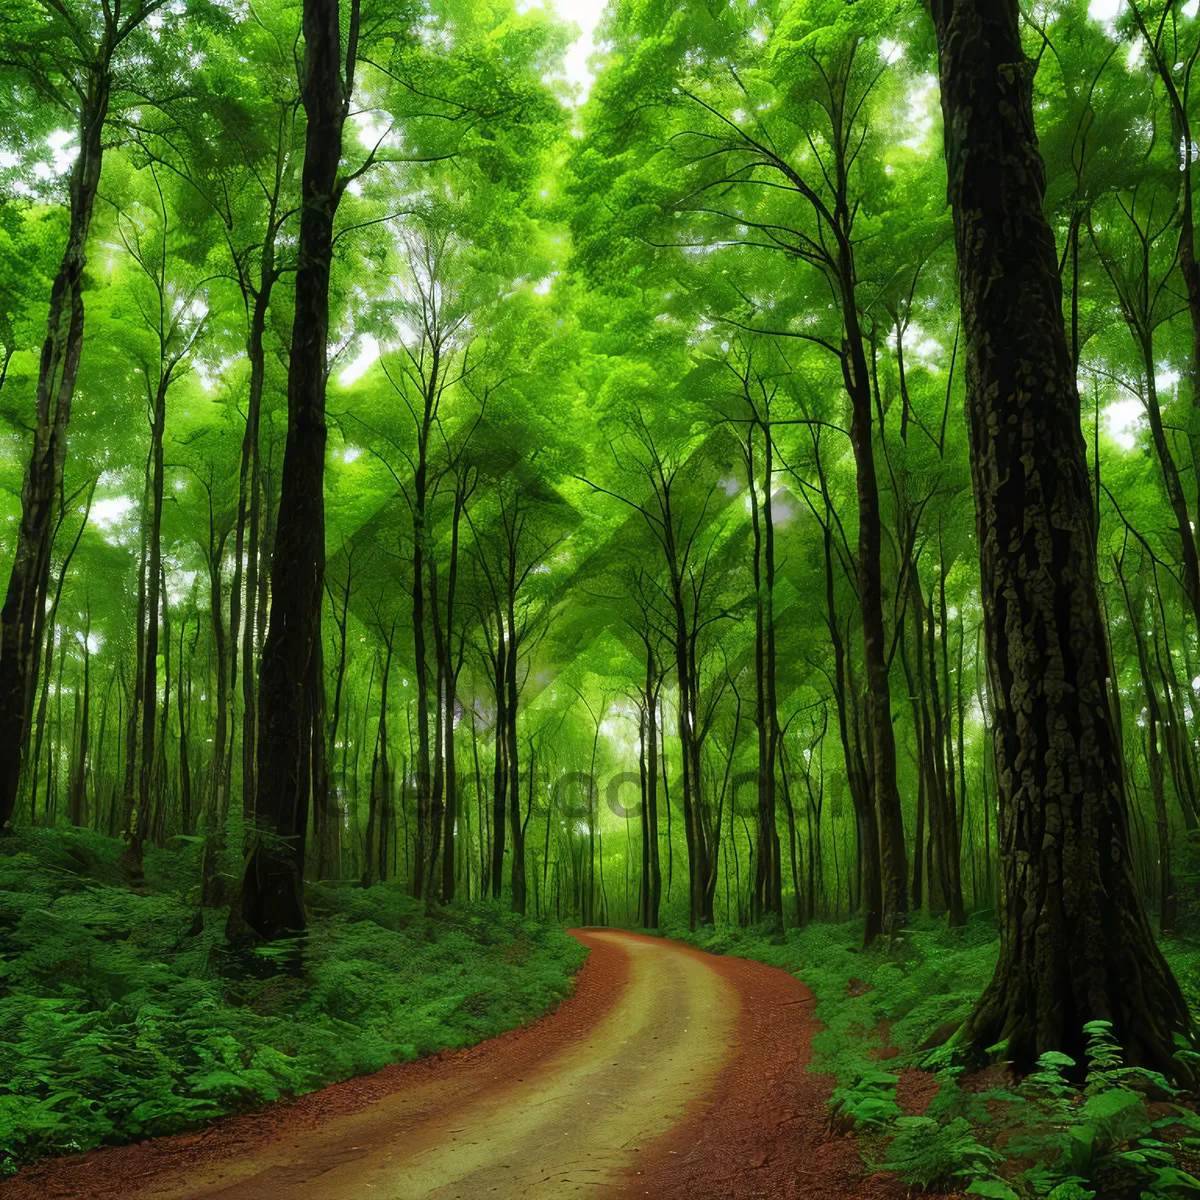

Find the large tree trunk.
[
  {"left": 932, "top": 0, "right": 1194, "bottom": 1074},
  {"left": 232, "top": 0, "right": 351, "bottom": 941},
  {"left": 0, "top": 68, "right": 109, "bottom": 830}
]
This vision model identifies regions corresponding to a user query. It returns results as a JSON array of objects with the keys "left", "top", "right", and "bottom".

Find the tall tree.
[
  {"left": 0, "top": 0, "right": 171, "bottom": 829},
  {"left": 231, "top": 0, "right": 353, "bottom": 939},
  {"left": 931, "top": 0, "right": 1195, "bottom": 1074}
]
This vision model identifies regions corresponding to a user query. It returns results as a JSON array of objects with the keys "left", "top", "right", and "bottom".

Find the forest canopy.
[{"left": 4, "top": 0, "right": 1200, "bottom": 1104}]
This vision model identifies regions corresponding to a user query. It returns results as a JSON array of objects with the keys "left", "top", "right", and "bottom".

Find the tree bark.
[
  {"left": 0, "top": 64, "right": 110, "bottom": 829},
  {"left": 233, "top": 0, "right": 353, "bottom": 940},
  {"left": 932, "top": 0, "right": 1194, "bottom": 1074}
]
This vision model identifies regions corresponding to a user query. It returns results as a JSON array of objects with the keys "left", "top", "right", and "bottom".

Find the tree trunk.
[
  {"left": 233, "top": 0, "right": 352, "bottom": 941},
  {"left": 749, "top": 425, "right": 782, "bottom": 923},
  {"left": 136, "top": 375, "right": 169, "bottom": 859},
  {"left": 178, "top": 619, "right": 193, "bottom": 835},
  {"left": 1116, "top": 560, "right": 1177, "bottom": 934},
  {"left": 232, "top": 235, "right": 280, "bottom": 824},
  {"left": 842, "top": 297, "right": 908, "bottom": 941},
  {"left": 121, "top": 450, "right": 152, "bottom": 853},
  {"left": 69, "top": 611, "right": 90, "bottom": 828},
  {"left": 819, "top": 470, "right": 881, "bottom": 943},
  {"left": 490, "top": 634, "right": 507, "bottom": 900},
  {"left": 28, "top": 487, "right": 94, "bottom": 825},
  {"left": 507, "top": 597, "right": 525, "bottom": 915},
  {"left": 409, "top": 392, "right": 436, "bottom": 899},
  {"left": 440, "top": 491, "right": 466, "bottom": 902},
  {"left": 933, "top": 0, "right": 1194, "bottom": 1074},
  {"left": 0, "top": 67, "right": 110, "bottom": 829}
]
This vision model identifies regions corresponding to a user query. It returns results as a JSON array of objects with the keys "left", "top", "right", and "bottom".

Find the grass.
[{"left": 0, "top": 825, "right": 587, "bottom": 1175}]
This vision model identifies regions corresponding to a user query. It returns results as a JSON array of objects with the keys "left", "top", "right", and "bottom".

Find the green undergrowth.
[
  {"left": 0, "top": 825, "right": 587, "bottom": 1175},
  {"left": 674, "top": 916, "right": 1200, "bottom": 1200}
]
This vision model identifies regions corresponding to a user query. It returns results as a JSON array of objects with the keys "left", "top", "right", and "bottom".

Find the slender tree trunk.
[
  {"left": 749, "top": 427, "right": 782, "bottom": 923},
  {"left": 490, "top": 635, "right": 507, "bottom": 899},
  {"left": 207, "top": 542, "right": 228, "bottom": 819},
  {"left": 233, "top": 241, "right": 280, "bottom": 823},
  {"left": 843, "top": 306, "right": 908, "bottom": 940},
  {"left": 440, "top": 494, "right": 465, "bottom": 902},
  {"left": 311, "top": 630, "right": 337, "bottom": 880},
  {"left": 94, "top": 665, "right": 116, "bottom": 833},
  {"left": 121, "top": 451, "right": 152, "bottom": 853},
  {"left": 779, "top": 747, "right": 802, "bottom": 926},
  {"left": 821, "top": 487, "right": 881, "bottom": 943},
  {"left": 28, "top": 486, "right": 94, "bottom": 825},
  {"left": 1116, "top": 561, "right": 1177, "bottom": 933},
  {"left": 937, "top": 539, "right": 966, "bottom": 925},
  {"left": 410, "top": 401, "right": 436, "bottom": 899},
  {"left": 69, "top": 610, "right": 90, "bottom": 827},
  {"left": 507, "top": 598, "right": 525, "bottom": 915},
  {"left": 365, "top": 637, "right": 392, "bottom": 886},
  {"left": 178, "top": 619, "right": 192, "bottom": 835},
  {"left": 136, "top": 376, "right": 169, "bottom": 860},
  {"left": 428, "top": 563, "right": 446, "bottom": 897}
]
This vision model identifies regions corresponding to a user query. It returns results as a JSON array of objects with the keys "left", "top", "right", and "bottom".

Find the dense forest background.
[
  {"left": 3, "top": 0, "right": 1199, "bottom": 975},
  {"left": 6, "top": 0, "right": 1200, "bottom": 1187}
]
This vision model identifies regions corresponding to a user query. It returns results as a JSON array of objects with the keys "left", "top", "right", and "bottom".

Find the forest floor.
[{"left": 1, "top": 929, "right": 911, "bottom": 1200}]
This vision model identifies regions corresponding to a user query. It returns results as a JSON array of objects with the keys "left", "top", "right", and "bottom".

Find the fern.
[
  {"left": 0, "top": 828, "right": 587, "bottom": 1175},
  {"left": 882, "top": 1114, "right": 1004, "bottom": 1191}
]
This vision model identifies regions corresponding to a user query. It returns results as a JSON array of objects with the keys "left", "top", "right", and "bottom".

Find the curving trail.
[{"left": 2, "top": 931, "right": 906, "bottom": 1200}]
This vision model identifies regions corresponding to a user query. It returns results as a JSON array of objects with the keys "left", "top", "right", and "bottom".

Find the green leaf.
[{"left": 966, "top": 1182, "right": 1020, "bottom": 1200}]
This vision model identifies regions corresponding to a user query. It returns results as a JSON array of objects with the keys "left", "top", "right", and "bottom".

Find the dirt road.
[{"left": 3, "top": 930, "right": 904, "bottom": 1200}]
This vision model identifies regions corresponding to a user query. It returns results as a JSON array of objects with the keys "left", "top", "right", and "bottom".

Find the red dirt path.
[
  {"left": 605, "top": 934, "right": 908, "bottom": 1200},
  {"left": 2, "top": 930, "right": 911, "bottom": 1200}
]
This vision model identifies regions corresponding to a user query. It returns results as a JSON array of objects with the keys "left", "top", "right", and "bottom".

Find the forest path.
[{"left": 4, "top": 930, "right": 904, "bottom": 1200}]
